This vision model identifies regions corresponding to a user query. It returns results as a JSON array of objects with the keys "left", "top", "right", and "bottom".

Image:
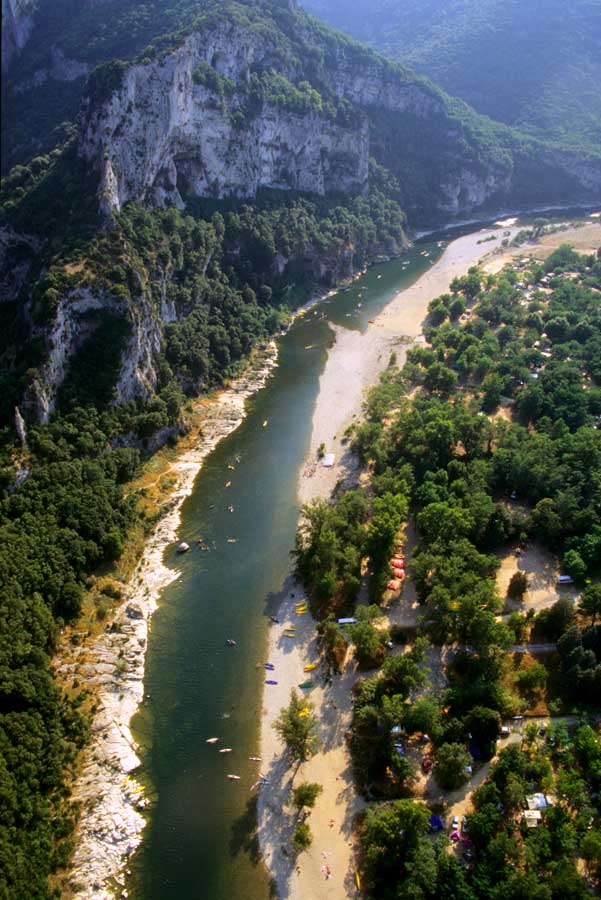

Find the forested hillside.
[{"left": 302, "top": 0, "right": 601, "bottom": 151}]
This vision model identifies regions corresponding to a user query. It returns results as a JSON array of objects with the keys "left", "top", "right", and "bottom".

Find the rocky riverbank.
[{"left": 63, "top": 343, "right": 278, "bottom": 900}]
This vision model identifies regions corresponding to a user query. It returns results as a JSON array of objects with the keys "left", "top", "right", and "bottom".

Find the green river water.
[
  {"left": 126, "top": 239, "right": 444, "bottom": 900},
  {"left": 127, "top": 209, "right": 595, "bottom": 899}
]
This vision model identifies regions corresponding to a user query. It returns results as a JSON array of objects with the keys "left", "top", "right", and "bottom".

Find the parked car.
[{"left": 451, "top": 815, "right": 460, "bottom": 830}]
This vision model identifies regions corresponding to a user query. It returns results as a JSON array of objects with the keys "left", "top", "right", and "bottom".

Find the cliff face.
[
  {"left": 77, "top": 16, "right": 510, "bottom": 220},
  {"left": 80, "top": 27, "right": 371, "bottom": 214},
  {"left": 1, "top": 0, "right": 36, "bottom": 72},
  {"left": 79, "top": 13, "right": 601, "bottom": 224}
]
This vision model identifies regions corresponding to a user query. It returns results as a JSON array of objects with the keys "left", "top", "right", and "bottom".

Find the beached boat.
[
  {"left": 249, "top": 756, "right": 262, "bottom": 762},
  {"left": 304, "top": 663, "right": 318, "bottom": 672},
  {"left": 298, "top": 680, "right": 314, "bottom": 689},
  {"left": 176, "top": 542, "right": 190, "bottom": 554},
  {"left": 265, "top": 679, "right": 278, "bottom": 685}
]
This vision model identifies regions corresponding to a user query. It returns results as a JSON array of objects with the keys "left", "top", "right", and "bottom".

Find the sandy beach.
[{"left": 257, "top": 215, "right": 600, "bottom": 900}]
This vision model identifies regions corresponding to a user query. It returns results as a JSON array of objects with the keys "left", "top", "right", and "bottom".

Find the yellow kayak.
[
  {"left": 356, "top": 872, "right": 361, "bottom": 890},
  {"left": 304, "top": 663, "right": 318, "bottom": 672}
]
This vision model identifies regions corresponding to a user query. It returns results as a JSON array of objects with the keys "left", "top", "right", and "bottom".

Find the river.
[{"left": 125, "top": 209, "right": 598, "bottom": 900}]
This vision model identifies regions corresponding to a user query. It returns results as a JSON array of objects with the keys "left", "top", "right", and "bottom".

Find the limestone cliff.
[
  {"left": 79, "top": 11, "right": 601, "bottom": 223},
  {"left": 1, "top": 0, "right": 36, "bottom": 72}
]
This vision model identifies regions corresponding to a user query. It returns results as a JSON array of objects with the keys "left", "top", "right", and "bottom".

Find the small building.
[
  {"left": 523, "top": 810, "right": 542, "bottom": 828},
  {"left": 322, "top": 453, "right": 335, "bottom": 467},
  {"left": 526, "top": 793, "right": 553, "bottom": 811}
]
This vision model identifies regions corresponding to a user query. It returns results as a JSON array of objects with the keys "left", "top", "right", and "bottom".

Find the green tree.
[
  {"left": 361, "top": 800, "right": 429, "bottom": 891},
  {"left": 423, "top": 362, "right": 458, "bottom": 397},
  {"left": 274, "top": 690, "right": 320, "bottom": 762},
  {"left": 403, "top": 695, "right": 443, "bottom": 739},
  {"left": 292, "top": 821, "right": 312, "bottom": 852},
  {"left": 434, "top": 743, "right": 472, "bottom": 790},
  {"left": 292, "top": 782, "right": 323, "bottom": 812},
  {"left": 350, "top": 619, "right": 388, "bottom": 669},
  {"left": 563, "top": 549, "right": 587, "bottom": 582},
  {"left": 464, "top": 706, "right": 501, "bottom": 759},
  {"left": 507, "top": 570, "right": 529, "bottom": 601},
  {"left": 579, "top": 584, "right": 601, "bottom": 624},
  {"left": 515, "top": 661, "right": 547, "bottom": 696}
]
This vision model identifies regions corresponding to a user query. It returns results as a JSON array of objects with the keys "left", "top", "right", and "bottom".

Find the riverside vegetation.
[
  {"left": 1, "top": 0, "right": 601, "bottom": 896},
  {"left": 294, "top": 243, "right": 601, "bottom": 898}
]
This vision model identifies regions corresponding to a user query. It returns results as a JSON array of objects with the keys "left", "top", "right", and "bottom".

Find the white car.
[{"left": 451, "top": 815, "right": 460, "bottom": 830}]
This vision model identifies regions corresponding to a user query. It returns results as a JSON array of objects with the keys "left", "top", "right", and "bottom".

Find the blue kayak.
[{"left": 265, "top": 680, "right": 278, "bottom": 685}]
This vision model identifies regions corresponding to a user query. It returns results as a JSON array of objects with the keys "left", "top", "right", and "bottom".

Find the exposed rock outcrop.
[
  {"left": 79, "top": 14, "right": 601, "bottom": 222},
  {"left": 80, "top": 26, "right": 371, "bottom": 214},
  {"left": 1, "top": 0, "right": 36, "bottom": 72}
]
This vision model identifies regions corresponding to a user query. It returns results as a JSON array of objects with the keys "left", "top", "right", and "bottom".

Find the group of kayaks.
[{"left": 205, "top": 736, "right": 268, "bottom": 786}]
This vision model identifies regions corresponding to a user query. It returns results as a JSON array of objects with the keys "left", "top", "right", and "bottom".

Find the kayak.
[
  {"left": 356, "top": 872, "right": 361, "bottom": 890},
  {"left": 219, "top": 748, "right": 233, "bottom": 754},
  {"left": 264, "top": 664, "right": 275, "bottom": 670},
  {"left": 304, "top": 663, "right": 318, "bottom": 671},
  {"left": 265, "top": 679, "right": 278, "bottom": 685},
  {"left": 206, "top": 737, "right": 219, "bottom": 744},
  {"left": 227, "top": 775, "right": 241, "bottom": 781},
  {"left": 298, "top": 681, "right": 314, "bottom": 689}
]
